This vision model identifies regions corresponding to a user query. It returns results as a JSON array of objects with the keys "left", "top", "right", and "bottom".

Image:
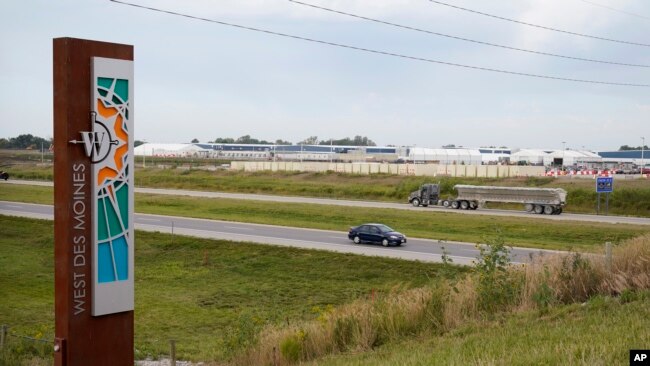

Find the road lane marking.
[{"left": 224, "top": 226, "right": 254, "bottom": 230}]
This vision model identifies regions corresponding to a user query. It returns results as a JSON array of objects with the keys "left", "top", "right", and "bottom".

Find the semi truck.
[{"left": 408, "top": 184, "right": 567, "bottom": 215}]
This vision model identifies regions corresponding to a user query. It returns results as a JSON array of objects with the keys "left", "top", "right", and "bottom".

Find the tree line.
[
  {"left": 197, "top": 135, "right": 376, "bottom": 146},
  {"left": 0, "top": 134, "right": 51, "bottom": 150},
  {"left": 619, "top": 145, "right": 649, "bottom": 151},
  {"left": 0, "top": 134, "right": 377, "bottom": 148}
]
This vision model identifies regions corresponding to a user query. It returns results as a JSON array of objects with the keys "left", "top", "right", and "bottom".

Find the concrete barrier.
[{"left": 230, "top": 161, "right": 544, "bottom": 177}]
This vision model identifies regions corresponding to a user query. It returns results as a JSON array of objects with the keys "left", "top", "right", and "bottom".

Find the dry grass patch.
[{"left": 240, "top": 234, "right": 650, "bottom": 365}]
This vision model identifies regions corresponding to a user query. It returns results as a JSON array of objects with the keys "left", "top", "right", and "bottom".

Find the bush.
[{"left": 280, "top": 329, "right": 305, "bottom": 362}]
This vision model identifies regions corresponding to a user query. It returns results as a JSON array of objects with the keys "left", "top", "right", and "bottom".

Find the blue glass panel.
[
  {"left": 98, "top": 243, "right": 115, "bottom": 283},
  {"left": 112, "top": 236, "right": 129, "bottom": 281}
]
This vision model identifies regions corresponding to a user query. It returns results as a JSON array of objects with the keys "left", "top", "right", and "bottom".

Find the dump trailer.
[{"left": 408, "top": 184, "right": 567, "bottom": 215}]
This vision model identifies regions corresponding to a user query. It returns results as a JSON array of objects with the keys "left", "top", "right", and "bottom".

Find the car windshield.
[{"left": 376, "top": 225, "right": 394, "bottom": 233}]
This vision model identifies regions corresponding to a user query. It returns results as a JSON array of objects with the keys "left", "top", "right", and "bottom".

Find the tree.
[
  {"left": 619, "top": 145, "right": 648, "bottom": 151},
  {"left": 214, "top": 137, "right": 235, "bottom": 143},
  {"left": 318, "top": 136, "right": 376, "bottom": 146},
  {"left": 191, "top": 138, "right": 199, "bottom": 143},
  {"left": 299, "top": 136, "right": 319, "bottom": 145},
  {"left": 275, "top": 139, "right": 291, "bottom": 145}
]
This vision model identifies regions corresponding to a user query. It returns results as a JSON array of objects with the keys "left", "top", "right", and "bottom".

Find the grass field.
[
  {"left": 2, "top": 216, "right": 649, "bottom": 365},
  {"left": 309, "top": 294, "right": 650, "bottom": 366},
  {"left": 4, "top": 161, "right": 650, "bottom": 217},
  {"left": 1, "top": 184, "right": 648, "bottom": 251},
  {"left": 0, "top": 215, "right": 459, "bottom": 363}
]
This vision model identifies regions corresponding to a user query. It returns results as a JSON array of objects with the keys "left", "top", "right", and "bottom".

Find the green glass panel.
[
  {"left": 99, "top": 89, "right": 108, "bottom": 97},
  {"left": 97, "top": 197, "right": 108, "bottom": 240}
]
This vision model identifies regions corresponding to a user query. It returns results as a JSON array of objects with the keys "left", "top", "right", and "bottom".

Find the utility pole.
[{"left": 642, "top": 137, "right": 645, "bottom": 174}]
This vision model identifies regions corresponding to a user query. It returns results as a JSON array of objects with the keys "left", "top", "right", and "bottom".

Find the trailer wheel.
[
  {"left": 411, "top": 198, "right": 420, "bottom": 207},
  {"left": 524, "top": 203, "right": 534, "bottom": 212},
  {"left": 556, "top": 207, "right": 563, "bottom": 215},
  {"left": 460, "top": 200, "right": 469, "bottom": 210},
  {"left": 451, "top": 201, "right": 460, "bottom": 209},
  {"left": 442, "top": 200, "right": 450, "bottom": 208},
  {"left": 469, "top": 201, "right": 478, "bottom": 210},
  {"left": 533, "top": 205, "right": 544, "bottom": 214},
  {"left": 543, "top": 205, "right": 554, "bottom": 215}
]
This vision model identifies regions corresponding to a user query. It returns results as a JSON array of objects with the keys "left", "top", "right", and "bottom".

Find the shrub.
[{"left": 279, "top": 329, "right": 305, "bottom": 362}]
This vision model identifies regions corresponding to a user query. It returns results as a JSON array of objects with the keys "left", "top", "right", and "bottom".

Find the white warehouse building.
[
  {"left": 510, "top": 148, "right": 602, "bottom": 167},
  {"left": 134, "top": 143, "right": 207, "bottom": 157},
  {"left": 407, "top": 147, "right": 482, "bottom": 165}
]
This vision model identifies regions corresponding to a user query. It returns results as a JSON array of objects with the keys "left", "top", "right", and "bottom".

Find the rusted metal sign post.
[{"left": 53, "top": 37, "right": 134, "bottom": 366}]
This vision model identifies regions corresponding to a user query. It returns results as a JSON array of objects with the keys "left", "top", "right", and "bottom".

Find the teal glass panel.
[
  {"left": 116, "top": 183, "right": 129, "bottom": 230},
  {"left": 112, "top": 236, "right": 129, "bottom": 281},
  {"left": 106, "top": 200, "right": 122, "bottom": 235},
  {"left": 114, "top": 79, "right": 128, "bottom": 101},
  {"left": 98, "top": 77, "right": 113, "bottom": 90},
  {"left": 97, "top": 197, "right": 108, "bottom": 240},
  {"left": 98, "top": 243, "right": 115, "bottom": 282}
]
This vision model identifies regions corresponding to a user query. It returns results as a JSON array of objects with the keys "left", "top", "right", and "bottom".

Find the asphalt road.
[
  {"left": 0, "top": 201, "right": 558, "bottom": 265},
  {"left": 4, "top": 179, "right": 649, "bottom": 226}
]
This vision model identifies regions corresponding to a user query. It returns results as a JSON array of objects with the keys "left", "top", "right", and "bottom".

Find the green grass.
[
  {"left": 1, "top": 184, "right": 648, "bottom": 251},
  {"left": 4, "top": 160, "right": 650, "bottom": 217},
  {"left": 310, "top": 294, "right": 650, "bottom": 366},
  {"left": 0, "top": 215, "right": 459, "bottom": 363}
]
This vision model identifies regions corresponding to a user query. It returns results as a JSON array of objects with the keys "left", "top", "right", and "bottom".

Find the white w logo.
[
  {"left": 70, "top": 115, "right": 118, "bottom": 164},
  {"left": 81, "top": 131, "right": 106, "bottom": 159}
]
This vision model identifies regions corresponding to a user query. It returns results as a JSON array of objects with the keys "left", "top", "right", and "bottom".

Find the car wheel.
[
  {"left": 353, "top": 236, "right": 360, "bottom": 244},
  {"left": 411, "top": 198, "right": 420, "bottom": 207},
  {"left": 382, "top": 238, "right": 389, "bottom": 247}
]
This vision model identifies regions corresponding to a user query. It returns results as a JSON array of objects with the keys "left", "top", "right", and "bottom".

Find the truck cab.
[{"left": 409, "top": 184, "right": 440, "bottom": 207}]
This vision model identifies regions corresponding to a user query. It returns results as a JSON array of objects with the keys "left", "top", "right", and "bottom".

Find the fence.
[{"left": 0, "top": 325, "right": 185, "bottom": 366}]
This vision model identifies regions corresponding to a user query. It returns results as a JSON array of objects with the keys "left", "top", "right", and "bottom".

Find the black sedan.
[{"left": 348, "top": 223, "right": 407, "bottom": 247}]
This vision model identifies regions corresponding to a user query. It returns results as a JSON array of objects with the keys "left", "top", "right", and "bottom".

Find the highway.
[
  {"left": 0, "top": 201, "right": 559, "bottom": 265},
  {"left": 4, "top": 179, "right": 650, "bottom": 226}
]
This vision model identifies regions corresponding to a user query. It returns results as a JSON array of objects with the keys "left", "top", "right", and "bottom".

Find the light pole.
[
  {"left": 642, "top": 137, "right": 645, "bottom": 174},
  {"left": 561, "top": 141, "right": 566, "bottom": 169},
  {"left": 330, "top": 138, "right": 333, "bottom": 163}
]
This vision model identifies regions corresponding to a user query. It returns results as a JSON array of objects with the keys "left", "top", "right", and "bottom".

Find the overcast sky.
[{"left": 1, "top": 0, "right": 649, "bottom": 150}]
